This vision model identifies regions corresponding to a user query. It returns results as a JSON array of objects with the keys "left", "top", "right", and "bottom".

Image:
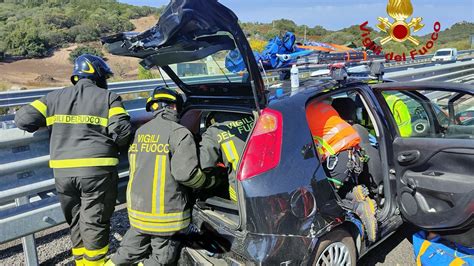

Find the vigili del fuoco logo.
[{"left": 359, "top": 0, "right": 441, "bottom": 61}]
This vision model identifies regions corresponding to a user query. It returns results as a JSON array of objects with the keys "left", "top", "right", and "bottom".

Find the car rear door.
[{"left": 372, "top": 82, "right": 474, "bottom": 244}]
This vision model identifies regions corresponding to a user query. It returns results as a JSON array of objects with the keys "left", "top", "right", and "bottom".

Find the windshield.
[
  {"left": 167, "top": 49, "right": 250, "bottom": 86},
  {"left": 435, "top": 51, "right": 452, "bottom": 56}
]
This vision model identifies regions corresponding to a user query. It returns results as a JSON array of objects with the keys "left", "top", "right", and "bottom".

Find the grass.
[{"left": 0, "top": 81, "right": 12, "bottom": 92}]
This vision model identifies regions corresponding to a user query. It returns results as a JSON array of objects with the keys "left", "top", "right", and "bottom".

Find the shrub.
[
  {"left": 249, "top": 39, "right": 267, "bottom": 53},
  {"left": 3, "top": 20, "right": 50, "bottom": 56},
  {"left": 69, "top": 25, "right": 99, "bottom": 43},
  {"left": 138, "top": 65, "right": 156, "bottom": 80},
  {"left": 0, "top": 1, "right": 160, "bottom": 57},
  {"left": 69, "top": 46, "right": 104, "bottom": 63}
]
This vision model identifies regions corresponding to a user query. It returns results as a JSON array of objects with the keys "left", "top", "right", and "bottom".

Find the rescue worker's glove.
[{"left": 202, "top": 167, "right": 227, "bottom": 190}]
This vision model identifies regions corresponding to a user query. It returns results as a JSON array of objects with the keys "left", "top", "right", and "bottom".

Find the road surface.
[{"left": 0, "top": 207, "right": 418, "bottom": 265}]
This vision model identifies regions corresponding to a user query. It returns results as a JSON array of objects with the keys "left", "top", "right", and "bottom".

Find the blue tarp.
[
  {"left": 225, "top": 32, "right": 312, "bottom": 72},
  {"left": 413, "top": 231, "right": 473, "bottom": 265}
]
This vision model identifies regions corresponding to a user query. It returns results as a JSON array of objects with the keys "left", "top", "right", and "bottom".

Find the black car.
[{"left": 103, "top": 0, "right": 474, "bottom": 264}]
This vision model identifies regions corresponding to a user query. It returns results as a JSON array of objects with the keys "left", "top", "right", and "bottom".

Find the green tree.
[
  {"left": 138, "top": 65, "right": 156, "bottom": 80},
  {"left": 4, "top": 19, "right": 49, "bottom": 56},
  {"left": 69, "top": 46, "right": 104, "bottom": 62},
  {"left": 272, "top": 19, "right": 297, "bottom": 33},
  {"left": 310, "top": 26, "right": 328, "bottom": 36},
  {"left": 0, "top": 0, "right": 158, "bottom": 57}
]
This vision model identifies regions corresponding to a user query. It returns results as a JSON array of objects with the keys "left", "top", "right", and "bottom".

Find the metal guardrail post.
[{"left": 15, "top": 196, "right": 39, "bottom": 266}]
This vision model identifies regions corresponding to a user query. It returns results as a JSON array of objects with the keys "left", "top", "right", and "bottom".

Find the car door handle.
[
  {"left": 397, "top": 150, "right": 420, "bottom": 164},
  {"left": 422, "top": 171, "right": 444, "bottom": 177}
]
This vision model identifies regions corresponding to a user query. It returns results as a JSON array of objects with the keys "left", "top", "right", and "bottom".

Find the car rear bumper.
[{"left": 180, "top": 232, "right": 317, "bottom": 264}]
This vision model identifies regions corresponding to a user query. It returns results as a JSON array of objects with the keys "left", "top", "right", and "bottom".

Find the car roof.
[
  {"left": 268, "top": 79, "right": 474, "bottom": 109},
  {"left": 436, "top": 48, "right": 455, "bottom": 51},
  {"left": 267, "top": 77, "right": 369, "bottom": 106},
  {"left": 372, "top": 81, "right": 474, "bottom": 93}
]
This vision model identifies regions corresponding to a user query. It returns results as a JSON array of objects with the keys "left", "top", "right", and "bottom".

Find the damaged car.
[{"left": 102, "top": 0, "right": 474, "bottom": 264}]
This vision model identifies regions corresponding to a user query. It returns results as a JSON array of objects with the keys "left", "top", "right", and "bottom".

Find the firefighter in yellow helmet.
[
  {"left": 107, "top": 87, "right": 215, "bottom": 265},
  {"left": 15, "top": 54, "right": 132, "bottom": 265}
]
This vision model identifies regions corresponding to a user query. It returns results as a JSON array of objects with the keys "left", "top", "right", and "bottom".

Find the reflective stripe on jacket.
[
  {"left": 127, "top": 109, "right": 203, "bottom": 236},
  {"left": 199, "top": 113, "right": 255, "bottom": 202},
  {"left": 306, "top": 102, "right": 360, "bottom": 160},
  {"left": 14, "top": 79, "right": 131, "bottom": 177}
]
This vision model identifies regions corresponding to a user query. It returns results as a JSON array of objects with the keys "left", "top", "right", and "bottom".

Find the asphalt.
[
  {"left": 359, "top": 223, "right": 418, "bottom": 265},
  {"left": 0, "top": 204, "right": 130, "bottom": 265},
  {"left": 0, "top": 212, "right": 418, "bottom": 265}
]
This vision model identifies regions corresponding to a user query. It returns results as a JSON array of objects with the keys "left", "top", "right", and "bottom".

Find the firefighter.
[
  {"left": 306, "top": 101, "right": 378, "bottom": 242},
  {"left": 107, "top": 87, "right": 215, "bottom": 266},
  {"left": 199, "top": 112, "right": 255, "bottom": 202},
  {"left": 383, "top": 92, "right": 412, "bottom": 137},
  {"left": 14, "top": 54, "right": 131, "bottom": 265}
]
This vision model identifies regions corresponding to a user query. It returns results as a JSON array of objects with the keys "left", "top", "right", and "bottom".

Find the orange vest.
[{"left": 306, "top": 102, "right": 360, "bottom": 160}]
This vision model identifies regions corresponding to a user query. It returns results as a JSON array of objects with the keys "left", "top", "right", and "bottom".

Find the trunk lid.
[{"left": 101, "top": 0, "right": 266, "bottom": 110}]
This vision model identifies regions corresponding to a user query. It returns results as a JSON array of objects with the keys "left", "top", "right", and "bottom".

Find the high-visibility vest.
[
  {"left": 306, "top": 102, "right": 360, "bottom": 160},
  {"left": 383, "top": 93, "right": 412, "bottom": 137}
]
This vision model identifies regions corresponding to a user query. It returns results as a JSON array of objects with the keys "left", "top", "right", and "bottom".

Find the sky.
[{"left": 119, "top": 0, "right": 473, "bottom": 35}]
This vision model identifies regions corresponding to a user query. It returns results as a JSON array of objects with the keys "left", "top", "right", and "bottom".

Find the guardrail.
[
  {"left": 2, "top": 49, "right": 473, "bottom": 108},
  {"left": 0, "top": 74, "right": 242, "bottom": 108},
  {"left": 0, "top": 128, "right": 133, "bottom": 265},
  {"left": 384, "top": 49, "right": 474, "bottom": 68},
  {"left": 0, "top": 57, "right": 473, "bottom": 265},
  {"left": 386, "top": 60, "right": 474, "bottom": 82}
]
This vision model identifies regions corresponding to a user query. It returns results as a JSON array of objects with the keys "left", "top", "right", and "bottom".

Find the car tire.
[{"left": 313, "top": 228, "right": 356, "bottom": 266}]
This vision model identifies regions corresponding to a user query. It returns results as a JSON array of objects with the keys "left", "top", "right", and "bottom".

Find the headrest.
[{"left": 332, "top": 98, "right": 357, "bottom": 123}]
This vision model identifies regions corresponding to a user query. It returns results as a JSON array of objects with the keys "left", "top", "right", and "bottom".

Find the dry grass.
[
  {"left": 0, "top": 81, "right": 12, "bottom": 92},
  {"left": 0, "top": 15, "right": 159, "bottom": 91},
  {"left": 130, "top": 15, "right": 157, "bottom": 32}
]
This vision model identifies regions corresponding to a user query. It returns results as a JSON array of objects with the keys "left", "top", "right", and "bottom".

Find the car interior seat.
[
  {"left": 331, "top": 98, "right": 357, "bottom": 124},
  {"left": 352, "top": 124, "right": 383, "bottom": 189},
  {"left": 332, "top": 98, "right": 384, "bottom": 195}
]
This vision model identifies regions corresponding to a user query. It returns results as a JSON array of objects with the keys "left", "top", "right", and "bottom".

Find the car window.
[
  {"left": 168, "top": 50, "right": 249, "bottom": 85},
  {"left": 380, "top": 90, "right": 474, "bottom": 139},
  {"left": 306, "top": 90, "right": 380, "bottom": 147},
  {"left": 435, "top": 51, "right": 451, "bottom": 56}
]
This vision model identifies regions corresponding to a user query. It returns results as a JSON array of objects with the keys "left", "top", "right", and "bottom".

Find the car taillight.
[{"left": 237, "top": 108, "right": 283, "bottom": 181}]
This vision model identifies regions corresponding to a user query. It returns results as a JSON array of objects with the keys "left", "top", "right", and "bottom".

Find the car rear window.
[
  {"left": 168, "top": 49, "right": 250, "bottom": 86},
  {"left": 435, "top": 51, "right": 451, "bottom": 56}
]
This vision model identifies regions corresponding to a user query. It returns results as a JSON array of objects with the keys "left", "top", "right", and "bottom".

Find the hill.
[
  {"left": 0, "top": 15, "right": 161, "bottom": 91},
  {"left": 0, "top": 3, "right": 471, "bottom": 91},
  {"left": 242, "top": 20, "right": 474, "bottom": 54},
  {"left": 0, "top": 0, "right": 161, "bottom": 58}
]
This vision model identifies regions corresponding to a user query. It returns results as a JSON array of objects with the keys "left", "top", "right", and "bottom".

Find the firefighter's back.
[
  {"left": 127, "top": 114, "right": 192, "bottom": 235},
  {"left": 45, "top": 79, "right": 122, "bottom": 177}
]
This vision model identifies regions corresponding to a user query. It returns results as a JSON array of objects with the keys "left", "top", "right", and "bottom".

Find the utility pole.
[{"left": 304, "top": 26, "right": 307, "bottom": 44}]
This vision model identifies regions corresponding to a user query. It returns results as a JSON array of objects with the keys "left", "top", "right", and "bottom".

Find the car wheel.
[{"left": 313, "top": 228, "right": 356, "bottom": 266}]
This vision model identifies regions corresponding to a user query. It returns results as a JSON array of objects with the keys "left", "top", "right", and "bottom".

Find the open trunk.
[{"left": 101, "top": 0, "right": 267, "bottom": 111}]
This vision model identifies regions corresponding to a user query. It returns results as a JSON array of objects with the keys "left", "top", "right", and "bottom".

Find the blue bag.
[
  {"left": 225, "top": 32, "right": 312, "bottom": 72},
  {"left": 413, "top": 231, "right": 474, "bottom": 266}
]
